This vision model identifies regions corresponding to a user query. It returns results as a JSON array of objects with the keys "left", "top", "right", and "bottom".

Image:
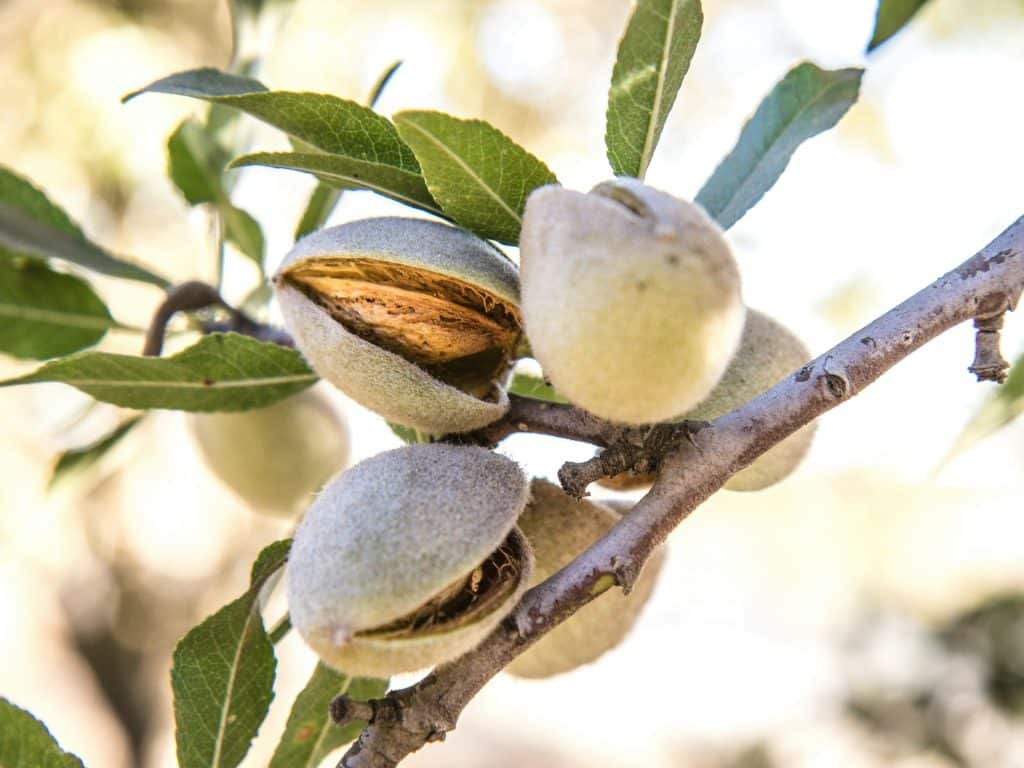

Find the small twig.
[
  {"left": 142, "top": 281, "right": 224, "bottom": 356},
  {"left": 969, "top": 312, "right": 1010, "bottom": 382},
  {"left": 268, "top": 616, "right": 291, "bottom": 645},
  {"left": 330, "top": 696, "right": 376, "bottom": 726},
  {"left": 142, "top": 280, "right": 294, "bottom": 356}
]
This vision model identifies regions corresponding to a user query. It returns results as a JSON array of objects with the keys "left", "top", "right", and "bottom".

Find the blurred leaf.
[
  {"left": 233, "top": 152, "right": 442, "bottom": 217},
  {"left": 606, "top": 0, "right": 704, "bottom": 179},
  {"left": 126, "top": 69, "right": 421, "bottom": 173},
  {"left": 695, "top": 62, "right": 863, "bottom": 230},
  {"left": 269, "top": 665, "right": 387, "bottom": 767},
  {"left": 49, "top": 416, "right": 143, "bottom": 490},
  {"left": 292, "top": 60, "right": 404, "bottom": 241},
  {"left": 867, "top": 0, "right": 931, "bottom": 51},
  {"left": 387, "top": 422, "right": 430, "bottom": 444},
  {"left": 168, "top": 119, "right": 265, "bottom": 270},
  {"left": 508, "top": 372, "right": 568, "bottom": 404},
  {"left": 172, "top": 540, "right": 288, "bottom": 768},
  {"left": 367, "top": 61, "right": 402, "bottom": 107},
  {"left": 294, "top": 183, "right": 341, "bottom": 241},
  {"left": 945, "top": 351, "right": 1024, "bottom": 461},
  {"left": 394, "top": 111, "right": 557, "bottom": 244},
  {"left": 221, "top": 205, "right": 265, "bottom": 269},
  {"left": 1, "top": 333, "right": 317, "bottom": 412},
  {"left": 0, "top": 698, "right": 85, "bottom": 768},
  {"left": 168, "top": 119, "right": 230, "bottom": 205},
  {"left": 0, "top": 168, "right": 169, "bottom": 289},
  {"left": 0, "top": 259, "right": 115, "bottom": 359}
]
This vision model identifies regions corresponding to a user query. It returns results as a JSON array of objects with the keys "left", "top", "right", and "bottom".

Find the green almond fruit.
[
  {"left": 599, "top": 308, "right": 815, "bottom": 492},
  {"left": 506, "top": 480, "right": 665, "bottom": 679},
  {"left": 189, "top": 387, "right": 349, "bottom": 517},
  {"left": 274, "top": 217, "right": 522, "bottom": 434},
  {"left": 520, "top": 178, "right": 745, "bottom": 424},
  {"left": 287, "top": 444, "right": 533, "bottom": 677}
]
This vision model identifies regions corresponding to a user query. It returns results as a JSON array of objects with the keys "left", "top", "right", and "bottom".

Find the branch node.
[
  {"left": 610, "top": 555, "right": 641, "bottom": 594},
  {"left": 330, "top": 696, "right": 376, "bottom": 726},
  {"left": 819, "top": 355, "right": 851, "bottom": 400}
]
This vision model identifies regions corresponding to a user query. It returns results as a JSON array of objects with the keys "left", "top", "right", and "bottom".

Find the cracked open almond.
[
  {"left": 274, "top": 217, "right": 522, "bottom": 434},
  {"left": 287, "top": 444, "right": 533, "bottom": 677}
]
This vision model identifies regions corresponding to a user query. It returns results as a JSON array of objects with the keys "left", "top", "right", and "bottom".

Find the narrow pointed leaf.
[
  {"left": 172, "top": 540, "right": 289, "bottom": 768},
  {"left": 0, "top": 698, "right": 85, "bottom": 768},
  {"left": 387, "top": 422, "right": 430, "bottom": 444},
  {"left": 605, "top": 0, "right": 704, "bottom": 179},
  {"left": 394, "top": 111, "right": 557, "bottom": 244},
  {"left": 695, "top": 62, "right": 863, "bottom": 230},
  {"left": 292, "top": 61, "right": 404, "bottom": 240},
  {"left": 868, "top": 0, "right": 931, "bottom": 51},
  {"left": 0, "top": 332, "right": 317, "bottom": 412},
  {"left": 232, "top": 152, "right": 442, "bottom": 217},
  {"left": 0, "top": 167, "right": 169, "bottom": 288},
  {"left": 0, "top": 259, "right": 115, "bottom": 359},
  {"left": 49, "top": 416, "right": 143, "bottom": 489},
  {"left": 508, "top": 372, "right": 568, "bottom": 404},
  {"left": 126, "top": 69, "right": 421, "bottom": 174},
  {"left": 269, "top": 665, "right": 387, "bottom": 768},
  {"left": 221, "top": 204, "right": 265, "bottom": 269},
  {"left": 168, "top": 119, "right": 265, "bottom": 270},
  {"left": 945, "top": 352, "right": 1024, "bottom": 462},
  {"left": 168, "top": 119, "right": 230, "bottom": 206},
  {"left": 294, "top": 183, "right": 342, "bottom": 240}
]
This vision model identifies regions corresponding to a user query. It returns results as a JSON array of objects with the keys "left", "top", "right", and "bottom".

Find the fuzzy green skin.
[
  {"left": 189, "top": 388, "right": 349, "bottom": 517},
  {"left": 311, "top": 527, "right": 532, "bottom": 679},
  {"left": 520, "top": 178, "right": 745, "bottom": 425},
  {"left": 506, "top": 480, "right": 665, "bottom": 679},
  {"left": 274, "top": 217, "right": 519, "bottom": 434},
  {"left": 287, "top": 444, "right": 532, "bottom": 677},
  {"left": 686, "top": 308, "right": 815, "bottom": 491}
]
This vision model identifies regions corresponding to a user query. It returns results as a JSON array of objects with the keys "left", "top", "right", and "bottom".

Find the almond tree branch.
[{"left": 335, "top": 217, "right": 1024, "bottom": 768}]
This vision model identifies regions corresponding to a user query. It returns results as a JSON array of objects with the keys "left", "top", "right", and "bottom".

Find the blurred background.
[{"left": 2, "top": 0, "right": 1024, "bottom": 766}]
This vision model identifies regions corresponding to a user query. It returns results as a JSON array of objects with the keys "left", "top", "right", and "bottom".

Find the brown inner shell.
[
  {"left": 360, "top": 528, "right": 527, "bottom": 640},
  {"left": 283, "top": 258, "right": 521, "bottom": 396}
]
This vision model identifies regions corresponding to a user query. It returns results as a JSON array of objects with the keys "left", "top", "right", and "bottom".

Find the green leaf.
[
  {"left": 294, "top": 183, "right": 342, "bottom": 241},
  {"left": 232, "top": 152, "right": 442, "bottom": 218},
  {"left": 0, "top": 167, "right": 169, "bottom": 289},
  {"left": 221, "top": 204, "right": 265, "bottom": 269},
  {"left": 1, "top": 332, "right": 318, "bottom": 412},
  {"left": 49, "top": 416, "right": 143, "bottom": 490},
  {"left": 868, "top": 0, "right": 931, "bottom": 51},
  {"left": 269, "top": 665, "right": 387, "bottom": 768},
  {"left": 168, "top": 119, "right": 229, "bottom": 206},
  {"left": 387, "top": 422, "right": 430, "bottom": 444},
  {"left": 168, "top": 120, "right": 265, "bottom": 270},
  {"left": 0, "top": 259, "right": 115, "bottom": 359},
  {"left": 507, "top": 372, "right": 568, "bottom": 404},
  {"left": 0, "top": 698, "right": 85, "bottom": 768},
  {"left": 126, "top": 69, "right": 421, "bottom": 173},
  {"left": 945, "top": 351, "right": 1024, "bottom": 462},
  {"left": 291, "top": 61, "right": 404, "bottom": 242},
  {"left": 367, "top": 61, "right": 402, "bottom": 108},
  {"left": 250, "top": 538, "right": 291, "bottom": 585},
  {"left": 695, "top": 62, "right": 863, "bottom": 230},
  {"left": 172, "top": 540, "right": 288, "bottom": 768},
  {"left": 394, "top": 111, "right": 557, "bottom": 244},
  {"left": 605, "top": 0, "right": 704, "bottom": 179}
]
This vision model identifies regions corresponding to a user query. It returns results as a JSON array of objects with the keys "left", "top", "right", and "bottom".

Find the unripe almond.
[
  {"left": 189, "top": 387, "right": 349, "bottom": 517},
  {"left": 688, "top": 308, "right": 815, "bottom": 491},
  {"left": 274, "top": 217, "right": 522, "bottom": 434},
  {"left": 598, "top": 309, "right": 815, "bottom": 492},
  {"left": 519, "top": 178, "right": 745, "bottom": 424},
  {"left": 505, "top": 480, "right": 664, "bottom": 679},
  {"left": 287, "top": 444, "right": 532, "bottom": 677}
]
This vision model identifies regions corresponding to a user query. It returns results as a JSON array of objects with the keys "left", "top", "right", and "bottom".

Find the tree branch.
[{"left": 335, "top": 216, "right": 1024, "bottom": 768}]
